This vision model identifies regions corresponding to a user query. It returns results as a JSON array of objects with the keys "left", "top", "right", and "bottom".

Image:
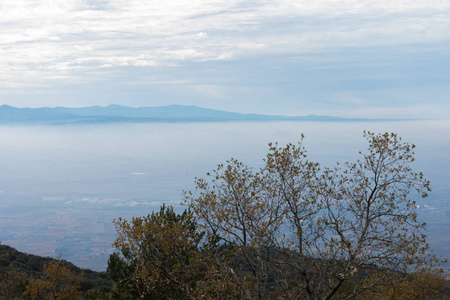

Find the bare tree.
[{"left": 187, "top": 132, "right": 443, "bottom": 299}]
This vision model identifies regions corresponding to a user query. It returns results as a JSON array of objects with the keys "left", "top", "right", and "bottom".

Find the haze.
[{"left": 0, "top": 120, "right": 448, "bottom": 270}]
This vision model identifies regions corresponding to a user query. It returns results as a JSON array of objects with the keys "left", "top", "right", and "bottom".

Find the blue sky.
[{"left": 0, "top": 0, "right": 449, "bottom": 119}]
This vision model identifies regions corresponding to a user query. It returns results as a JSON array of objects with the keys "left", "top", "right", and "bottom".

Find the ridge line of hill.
[{"left": 0, "top": 104, "right": 394, "bottom": 124}]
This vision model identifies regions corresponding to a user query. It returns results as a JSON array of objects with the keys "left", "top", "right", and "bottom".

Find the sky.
[{"left": 0, "top": 0, "right": 449, "bottom": 119}]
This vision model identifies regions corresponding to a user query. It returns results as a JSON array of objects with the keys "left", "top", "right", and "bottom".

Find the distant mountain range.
[{"left": 0, "top": 104, "right": 362, "bottom": 124}]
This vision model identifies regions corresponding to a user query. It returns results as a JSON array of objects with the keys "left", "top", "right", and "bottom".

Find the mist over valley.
[{"left": 0, "top": 119, "right": 448, "bottom": 271}]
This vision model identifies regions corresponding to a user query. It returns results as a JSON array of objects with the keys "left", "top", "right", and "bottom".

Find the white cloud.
[
  {"left": 0, "top": 0, "right": 449, "bottom": 118},
  {"left": 196, "top": 32, "right": 209, "bottom": 39},
  {"left": 335, "top": 92, "right": 373, "bottom": 106},
  {"left": 189, "top": 85, "right": 230, "bottom": 99}
]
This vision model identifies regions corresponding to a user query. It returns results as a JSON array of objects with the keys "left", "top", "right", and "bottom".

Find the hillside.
[{"left": 0, "top": 244, "right": 112, "bottom": 297}]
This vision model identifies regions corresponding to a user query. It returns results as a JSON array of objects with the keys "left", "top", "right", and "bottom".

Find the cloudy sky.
[{"left": 0, "top": 0, "right": 449, "bottom": 118}]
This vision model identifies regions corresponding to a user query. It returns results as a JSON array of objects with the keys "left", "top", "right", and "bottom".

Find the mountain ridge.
[{"left": 0, "top": 104, "right": 369, "bottom": 124}]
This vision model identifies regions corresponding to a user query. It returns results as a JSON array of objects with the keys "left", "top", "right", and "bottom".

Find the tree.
[
  {"left": 108, "top": 204, "right": 230, "bottom": 299},
  {"left": 0, "top": 270, "right": 28, "bottom": 300},
  {"left": 357, "top": 265, "right": 450, "bottom": 299},
  {"left": 23, "top": 258, "right": 82, "bottom": 300},
  {"left": 186, "top": 132, "right": 445, "bottom": 299}
]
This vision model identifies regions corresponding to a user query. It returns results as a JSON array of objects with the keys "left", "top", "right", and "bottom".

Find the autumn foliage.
[
  {"left": 23, "top": 258, "right": 82, "bottom": 299},
  {"left": 108, "top": 132, "right": 448, "bottom": 299}
]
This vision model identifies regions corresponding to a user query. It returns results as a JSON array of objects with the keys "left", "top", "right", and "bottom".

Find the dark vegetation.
[
  {"left": 0, "top": 244, "right": 111, "bottom": 299},
  {"left": 1, "top": 132, "right": 450, "bottom": 299}
]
